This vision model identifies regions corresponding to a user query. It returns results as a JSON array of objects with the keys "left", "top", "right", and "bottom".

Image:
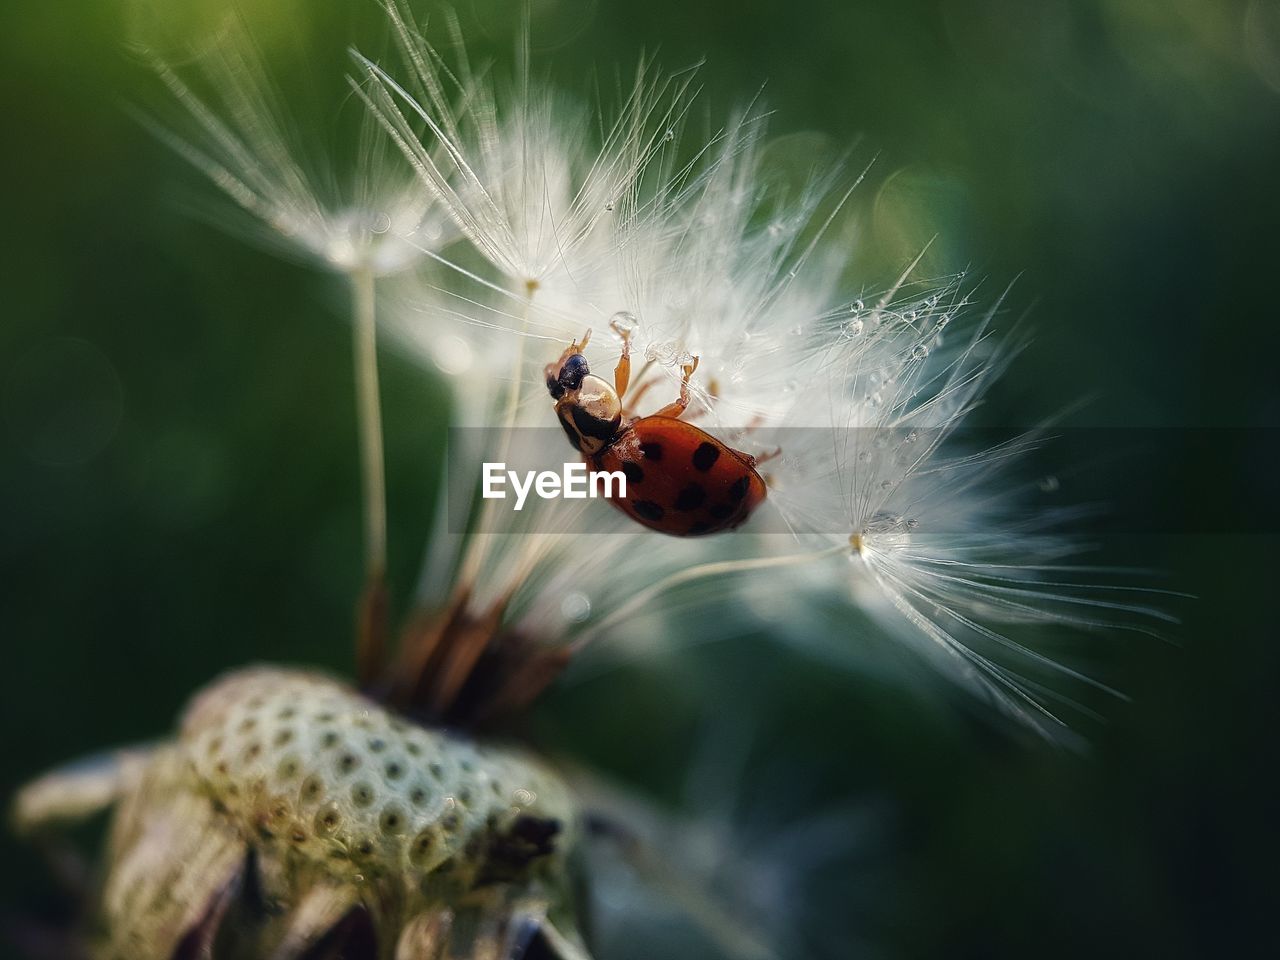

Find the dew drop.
[
  {"left": 561, "top": 592, "right": 591, "bottom": 623},
  {"left": 911, "top": 343, "right": 929, "bottom": 360},
  {"left": 609, "top": 310, "right": 638, "bottom": 335}
]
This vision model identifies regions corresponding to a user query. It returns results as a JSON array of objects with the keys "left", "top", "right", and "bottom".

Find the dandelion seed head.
[{"left": 355, "top": 6, "right": 1171, "bottom": 745}]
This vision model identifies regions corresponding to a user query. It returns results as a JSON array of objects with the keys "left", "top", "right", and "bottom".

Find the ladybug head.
[{"left": 545, "top": 353, "right": 589, "bottom": 400}]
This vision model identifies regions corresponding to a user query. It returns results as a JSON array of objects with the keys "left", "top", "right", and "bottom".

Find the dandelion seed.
[
  {"left": 353, "top": 0, "right": 699, "bottom": 302},
  {"left": 140, "top": 17, "right": 449, "bottom": 277},
  {"left": 139, "top": 13, "right": 466, "bottom": 674}
]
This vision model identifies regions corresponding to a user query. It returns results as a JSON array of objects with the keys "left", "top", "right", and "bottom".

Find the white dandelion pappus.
[
  {"left": 140, "top": 16, "right": 451, "bottom": 277},
  {"left": 352, "top": 0, "right": 700, "bottom": 305},
  {"left": 720, "top": 274, "right": 1181, "bottom": 743}
]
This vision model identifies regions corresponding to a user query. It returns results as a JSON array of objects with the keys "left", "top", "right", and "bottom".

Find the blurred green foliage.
[{"left": 2, "top": 0, "right": 1278, "bottom": 956}]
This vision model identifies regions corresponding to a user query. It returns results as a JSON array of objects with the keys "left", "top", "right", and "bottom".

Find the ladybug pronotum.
[{"left": 544, "top": 323, "right": 768, "bottom": 536}]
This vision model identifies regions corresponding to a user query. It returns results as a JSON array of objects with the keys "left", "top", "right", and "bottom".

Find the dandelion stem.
[
  {"left": 352, "top": 267, "right": 388, "bottom": 685},
  {"left": 571, "top": 543, "right": 849, "bottom": 652},
  {"left": 454, "top": 286, "right": 535, "bottom": 590}
]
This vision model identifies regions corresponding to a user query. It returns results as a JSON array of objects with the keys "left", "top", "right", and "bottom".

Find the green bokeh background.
[{"left": 2, "top": 0, "right": 1278, "bottom": 956}]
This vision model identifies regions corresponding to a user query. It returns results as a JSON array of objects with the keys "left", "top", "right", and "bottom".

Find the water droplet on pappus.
[
  {"left": 608, "top": 310, "right": 638, "bottom": 335},
  {"left": 561, "top": 592, "right": 591, "bottom": 623}
]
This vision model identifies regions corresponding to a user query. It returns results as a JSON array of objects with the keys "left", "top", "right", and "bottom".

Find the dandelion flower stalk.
[
  {"left": 454, "top": 284, "right": 538, "bottom": 594},
  {"left": 570, "top": 544, "right": 851, "bottom": 654},
  {"left": 352, "top": 265, "right": 390, "bottom": 685}
]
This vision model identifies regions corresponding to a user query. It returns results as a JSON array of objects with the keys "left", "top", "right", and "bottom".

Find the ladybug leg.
[
  {"left": 650, "top": 356, "right": 700, "bottom": 420},
  {"left": 611, "top": 321, "right": 632, "bottom": 398}
]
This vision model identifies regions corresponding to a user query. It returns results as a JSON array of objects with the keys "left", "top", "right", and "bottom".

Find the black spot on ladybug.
[
  {"left": 633, "top": 500, "right": 665, "bottom": 521},
  {"left": 557, "top": 415, "right": 581, "bottom": 451},
  {"left": 709, "top": 503, "right": 734, "bottom": 520},
  {"left": 691, "top": 442, "right": 720, "bottom": 471},
  {"left": 688, "top": 521, "right": 712, "bottom": 535},
  {"left": 640, "top": 441, "right": 664, "bottom": 461},
  {"left": 728, "top": 475, "right": 751, "bottom": 501},
  {"left": 621, "top": 462, "right": 644, "bottom": 483},
  {"left": 674, "top": 483, "right": 706, "bottom": 511}
]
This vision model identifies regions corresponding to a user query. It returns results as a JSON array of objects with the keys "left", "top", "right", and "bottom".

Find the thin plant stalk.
[
  {"left": 454, "top": 286, "right": 536, "bottom": 591},
  {"left": 570, "top": 543, "right": 850, "bottom": 652},
  {"left": 353, "top": 266, "right": 389, "bottom": 685}
]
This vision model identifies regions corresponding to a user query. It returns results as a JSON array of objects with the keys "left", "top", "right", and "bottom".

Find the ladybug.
[{"left": 544, "top": 324, "right": 768, "bottom": 536}]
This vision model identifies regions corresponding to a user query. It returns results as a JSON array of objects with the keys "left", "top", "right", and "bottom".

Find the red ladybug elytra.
[{"left": 544, "top": 323, "right": 767, "bottom": 536}]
